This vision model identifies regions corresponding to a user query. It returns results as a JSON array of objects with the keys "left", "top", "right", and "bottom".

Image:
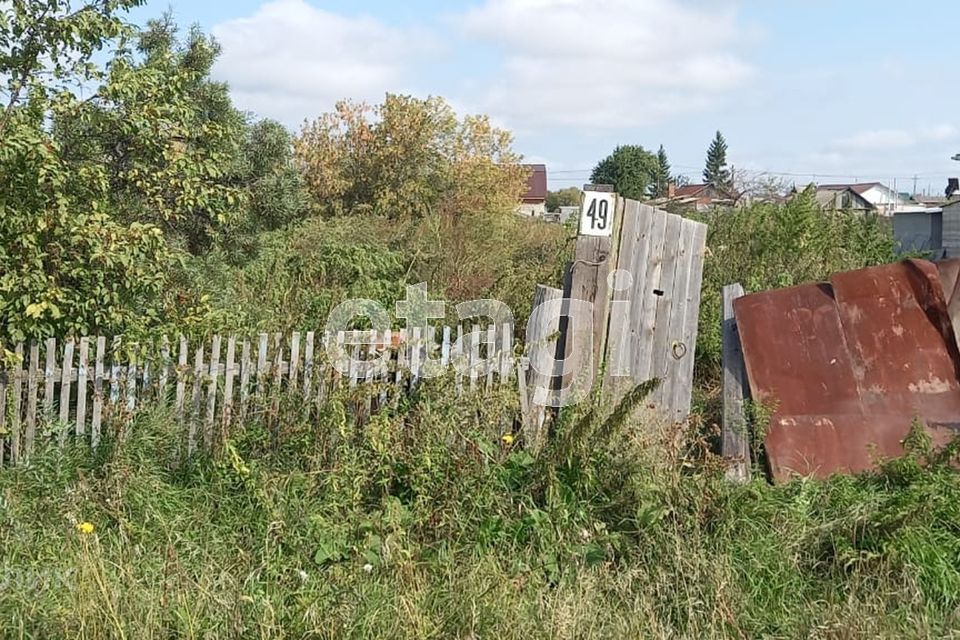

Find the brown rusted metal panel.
[{"left": 735, "top": 259, "right": 960, "bottom": 483}]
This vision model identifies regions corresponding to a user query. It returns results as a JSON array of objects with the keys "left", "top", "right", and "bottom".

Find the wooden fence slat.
[
  {"left": 500, "top": 322, "right": 513, "bottom": 380},
  {"left": 485, "top": 325, "right": 496, "bottom": 390},
  {"left": 669, "top": 222, "right": 708, "bottom": 421},
  {"left": 91, "top": 337, "right": 105, "bottom": 448},
  {"left": 10, "top": 343, "right": 23, "bottom": 464},
  {"left": 303, "top": 332, "right": 315, "bottom": 399},
  {"left": 205, "top": 335, "right": 221, "bottom": 449},
  {"left": 239, "top": 339, "right": 252, "bottom": 421},
  {"left": 59, "top": 339, "right": 75, "bottom": 444},
  {"left": 525, "top": 285, "right": 563, "bottom": 449},
  {"left": 257, "top": 333, "right": 269, "bottom": 401},
  {"left": 379, "top": 329, "right": 392, "bottom": 406},
  {"left": 43, "top": 338, "right": 56, "bottom": 423},
  {"left": 659, "top": 219, "right": 695, "bottom": 415},
  {"left": 632, "top": 206, "right": 668, "bottom": 383},
  {"left": 76, "top": 337, "right": 88, "bottom": 436},
  {"left": 722, "top": 283, "right": 751, "bottom": 483},
  {"left": 410, "top": 327, "right": 422, "bottom": 387},
  {"left": 188, "top": 343, "right": 204, "bottom": 456},
  {"left": 175, "top": 336, "right": 188, "bottom": 426},
  {"left": 349, "top": 332, "right": 361, "bottom": 388},
  {"left": 455, "top": 325, "right": 464, "bottom": 395},
  {"left": 469, "top": 326, "right": 480, "bottom": 392},
  {"left": 125, "top": 345, "right": 138, "bottom": 413},
  {"left": 394, "top": 329, "right": 406, "bottom": 388},
  {"left": 24, "top": 342, "right": 40, "bottom": 458},
  {"left": 159, "top": 336, "right": 171, "bottom": 401},
  {"left": 648, "top": 213, "right": 684, "bottom": 410},
  {"left": 141, "top": 341, "right": 151, "bottom": 399},
  {"left": 222, "top": 336, "right": 237, "bottom": 434},
  {"left": 270, "top": 334, "right": 284, "bottom": 431},
  {"left": 289, "top": 332, "right": 301, "bottom": 389},
  {"left": 441, "top": 326, "right": 451, "bottom": 370}
]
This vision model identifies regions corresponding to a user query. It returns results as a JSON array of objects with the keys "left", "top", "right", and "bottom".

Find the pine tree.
[
  {"left": 703, "top": 131, "right": 731, "bottom": 188},
  {"left": 652, "top": 145, "right": 672, "bottom": 198}
]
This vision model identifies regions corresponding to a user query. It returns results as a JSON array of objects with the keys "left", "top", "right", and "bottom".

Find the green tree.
[
  {"left": 652, "top": 145, "right": 673, "bottom": 198},
  {"left": 590, "top": 145, "right": 658, "bottom": 201},
  {"left": 0, "top": 0, "right": 180, "bottom": 342},
  {"left": 703, "top": 131, "right": 731, "bottom": 188},
  {"left": 54, "top": 15, "right": 248, "bottom": 254},
  {"left": 545, "top": 187, "right": 582, "bottom": 212}
]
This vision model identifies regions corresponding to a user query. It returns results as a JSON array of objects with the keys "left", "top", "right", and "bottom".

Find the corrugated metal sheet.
[{"left": 734, "top": 259, "right": 960, "bottom": 483}]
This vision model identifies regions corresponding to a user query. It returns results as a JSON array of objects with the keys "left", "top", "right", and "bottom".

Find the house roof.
[
  {"left": 674, "top": 184, "right": 711, "bottom": 198},
  {"left": 521, "top": 164, "right": 547, "bottom": 202},
  {"left": 818, "top": 182, "right": 883, "bottom": 195}
]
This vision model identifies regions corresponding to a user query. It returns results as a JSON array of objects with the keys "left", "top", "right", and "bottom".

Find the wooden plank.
[
  {"left": 175, "top": 336, "right": 188, "bottom": 426},
  {"left": 647, "top": 213, "right": 684, "bottom": 409},
  {"left": 270, "top": 334, "right": 284, "bottom": 433},
  {"left": 500, "top": 322, "right": 513, "bottom": 380},
  {"left": 410, "top": 327, "right": 422, "bottom": 387},
  {"left": 394, "top": 329, "right": 406, "bottom": 388},
  {"left": 239, "top": 339, "right": 252, "bottom": 421},
  {"left": 222, "top": 336, "right": 237, "bottom": 434},
  {"left": 349, "top": 332, "right": 360, "bottom": 388},
  {"left": 75, "top": 338, "right": 88, "bottom": 436},
  {"left": 187, "top": 344, "right": 204, "bottom": 456},
  {"left": 469, "top": 325, "right": 480, "bottom": 392},
  {"left": 669, "top": 221, "right": 708, "bottom": 421},
  {"left": 303, "top": 332, "right": 315, "bottom": 398},
  {"left": 365, "top": 330, "right": 377, "bottom": 386},
  {"left": 454, "top": 325, "right": 463, "bottom": 395},
  {"left": 59, "top": 339, "right": 75, "bottom": 444},
  {"left": 43, "top": 337, "right": 56, "bottom": 423},
  {"left": 441, "top": 326, "right": 451, "bottom": 370},
  {"left": 659, "top": 219, "right": 696, "bottom": 414},
  {"left": 125, "top": 345, "right": 138, "bottom": 413},
  {"left": 159, "top": 336, "right": 171, "bottom": 401},
  {"left": 256, "top": 333, "right": 269, "bottom": 401},
  {"left": 602, "top": 199, "right": 646, "bottom": 400},
  {"left": 485, "top": 325, "right": 496, "bottom": 390},
  {"left": 91, "top": 337, "right": 105, "bottom": 448},
  {"left": 289, "top": 331, "right": 301, "bottom": 389},
  {"left": 24, "top": 342, "right": 40, "bottom": 458},
  {"left": 722, "top": 283, "right": 751, "bottom": 483},
  {"left": 10, "top": 343, "right": 23, "bottom": 464},
  {"left": 526, "top": 285, "right": 563, "bottom": 446},
  {"left": 205, "top": 335, "right": 222, "bottom": 449},
  {"left": 632, "top": 205, "right": 668, "bottom": 382}
]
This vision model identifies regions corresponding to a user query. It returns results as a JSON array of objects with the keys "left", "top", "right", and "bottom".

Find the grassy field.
[{"left": 1, "top": 381, "right": 958, "bottom": 639}]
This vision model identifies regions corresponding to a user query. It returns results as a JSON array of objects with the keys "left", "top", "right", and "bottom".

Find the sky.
[{"left": 132, "top": 0, "right": 960, "bottom": 194}]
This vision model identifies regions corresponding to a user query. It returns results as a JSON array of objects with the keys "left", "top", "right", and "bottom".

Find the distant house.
[
  {"left": 813, "top": 185, "right": 873, "bottom": 213},
  {"left": 651, "top": 183, "right": 735, "bottom": 211},
  {"left": 517, "top": 164, "right": 547, "bottom": 217},
  {"left": 816, "top": 182, "right": 925, "bottom": 216}
]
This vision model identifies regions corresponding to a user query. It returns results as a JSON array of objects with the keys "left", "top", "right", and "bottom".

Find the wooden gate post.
[{"left": 722, "top": 283, "right": 752, "bottom": 482}]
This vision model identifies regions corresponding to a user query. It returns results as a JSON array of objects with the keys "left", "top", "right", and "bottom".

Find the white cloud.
[
  {"left": 831, "top": 124, "right": 959, "bottom": 152},
  {"left": 454, "top": 0, "right": 753, "bottom": 129},
  {"left": 211, "top": 0, "right": 435, "bottom": 127}
]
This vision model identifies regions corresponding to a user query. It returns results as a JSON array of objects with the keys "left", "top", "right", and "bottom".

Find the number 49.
[{"left": 586, "top": 198, "right": 609, "bottom": 230}]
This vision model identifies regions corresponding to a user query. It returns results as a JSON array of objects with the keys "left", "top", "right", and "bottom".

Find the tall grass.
[{"left": 1, "top": 379, "right": 957, "bottom": 638}]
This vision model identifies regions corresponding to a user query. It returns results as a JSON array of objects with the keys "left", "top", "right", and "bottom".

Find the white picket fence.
[{"left": 0, "top": 325, "right": 516, "bottom": 466}]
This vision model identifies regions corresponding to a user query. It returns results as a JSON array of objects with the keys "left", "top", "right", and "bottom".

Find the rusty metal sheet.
[{"left": 735, "top": 259, "right": 960, "bottom": 483}]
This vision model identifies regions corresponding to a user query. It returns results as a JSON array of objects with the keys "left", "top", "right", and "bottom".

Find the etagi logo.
[
  {"left": 322, "top": 270, "right": 638, "bottom": 408},
  {"left": 0, "top": 567, "right": 76, "bottom": 592}
]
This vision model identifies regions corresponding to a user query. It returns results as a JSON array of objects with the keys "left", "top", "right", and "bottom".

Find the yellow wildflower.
[
  {"left": 76, "top": 522, "right": 95, "bottom": 535},
  {"left": 501, "top": 434, "right": 515, "bottom": 445}
]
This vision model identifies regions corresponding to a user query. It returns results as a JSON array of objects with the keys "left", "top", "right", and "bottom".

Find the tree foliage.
[
  {"left": 652, "top": 145, "right": 672, "bottom": 198},
  {"left": 546, "top": 187, "right": 582, "bottom": 212},
  {"left": 0, "top": 0, "right": 177, "bottom": 342},
  {"left": 295, "top": 95, "right": 528, "bottom": 220},
  {"left": 590, "top": 145, "right": 658, "bottom": 201},
  {"left": 703, "top": 130, "right": 731, "bottom": 188}
]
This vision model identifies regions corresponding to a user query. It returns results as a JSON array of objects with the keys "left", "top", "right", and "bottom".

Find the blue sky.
[{"left": 133, "top": 0, "right": 960, "bottom": 194}]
